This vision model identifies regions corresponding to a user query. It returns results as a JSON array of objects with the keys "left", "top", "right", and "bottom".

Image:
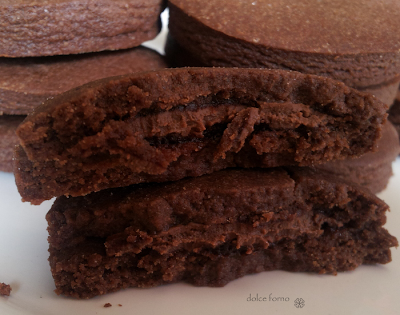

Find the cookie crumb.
[
  {"left": 104, "top": 303, "right": 112, "bottom": 308},
  {"left": 0, "top": 283, "right": 11, "bottom": 296},
  {"left": 118, "top": 304, "right": 122, "bottom": 307}
]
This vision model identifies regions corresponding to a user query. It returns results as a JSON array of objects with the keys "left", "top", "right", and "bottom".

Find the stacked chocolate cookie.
[
  {"left": 167, "top": 0, "right": 400, "bottom": 192},
  {"left": 167, "top": 0, "right": 400, "bottom": 103},
  {"left": 14, "top": 67, "right": 398, "bottom": 298},
  {"left": 0, "top": 0, "right": 167, "bottom": 172}
]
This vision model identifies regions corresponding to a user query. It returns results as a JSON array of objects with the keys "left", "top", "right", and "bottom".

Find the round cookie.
[
  {"left": 316, "top": 121, "right": 400, "bottom": 194},
  {"left": 168, "top": 0, "right": 400, "bottom": 103},
  {"left": 0, "top": 0, "right": 165, "bottom": 57},
  {"left": 0, "top": 46, "right": 168, "bottom": 115},
  {"left": 165, "top": 33, "right": 400, "bottom": 105}
]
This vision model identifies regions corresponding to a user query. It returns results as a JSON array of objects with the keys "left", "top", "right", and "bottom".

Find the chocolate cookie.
[
  {"left": 0, "top": 0, "right": 165, "bottom": 57},
  {"left": 0, "top": 115, "right": 25, "bottom": 172},
  {"left": 316, "top": 121, "right": 399, "bottom": 193},
  {"left": 168, "top": 0, "right": 400, "bottom": 103},
  {"left": 14, "top": 68, "right": 387, "bottom": 204},
  {"left": 46, "top": 168, "right": 398, "bottom": 299},
  {"left": 166, "top": 35, "right": 400, "bottom": 105},
  {"left": 0, "top": 47, "right": 168, "bottom": 115}
]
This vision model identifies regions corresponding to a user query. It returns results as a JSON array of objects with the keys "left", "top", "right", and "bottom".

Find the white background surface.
[{"left": 1, "top": 10, "right": 400, "bottom": 315}]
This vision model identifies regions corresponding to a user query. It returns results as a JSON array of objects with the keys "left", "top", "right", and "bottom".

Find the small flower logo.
[{"left": 294, "top": 298, "right": 305, "bottom": 308}]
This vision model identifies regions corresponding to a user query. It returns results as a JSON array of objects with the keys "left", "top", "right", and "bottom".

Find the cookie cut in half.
[
  {"left": 46, "top": 168, "right": 398, "bottom": 299},
  {"left": 15, "top": 68, "right": 387, "bottom": 204}
]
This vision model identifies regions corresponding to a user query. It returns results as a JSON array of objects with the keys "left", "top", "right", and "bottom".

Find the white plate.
[{"left": 1, "top": 10, "right": 400, "bottom": 315}]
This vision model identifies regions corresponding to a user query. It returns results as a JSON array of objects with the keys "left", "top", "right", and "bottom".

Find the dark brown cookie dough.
[
  {"left": 0, "top": 47, "right": 168, "bottom": 115},
  {"left": 0, "top": 115, "right": 25, "bottom": 172},
  {"left": 0, "top": 0, "right": 165, "bottom": 57},
  {"left": 168, "top": 0, "right": 400, "bottom": 90},
  {"left": 0, "top": 283, "right": 11, "bottom": 296},
  {"left": 46, "top": 168, "right": 398, "bottom": 299},
  {"left": 14, "top": 68, "right": 387, "bottom": 204},
  {"left": 316, "top": 121, "right": 399, "bottom": 193}
]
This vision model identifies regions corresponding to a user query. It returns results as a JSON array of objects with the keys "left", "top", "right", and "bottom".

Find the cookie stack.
[
  {"left": 0, "top": 0, "right": 167, "bottom": 172},
  {"left": 14, "top": 67, "right": 398, "bottom": 298},
  {"left": 166, "top": 0, "right": 400, "bottom": 190}
]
